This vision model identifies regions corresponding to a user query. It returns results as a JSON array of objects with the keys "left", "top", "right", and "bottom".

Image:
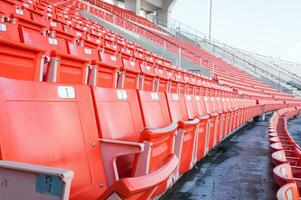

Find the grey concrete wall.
[{"left": 124, "top": 0, "right": 141, "bottom": 15}]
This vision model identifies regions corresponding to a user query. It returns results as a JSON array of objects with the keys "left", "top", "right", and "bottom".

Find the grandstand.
[{"left": 0, "top": 0, "right": 300, "bottom": 199}]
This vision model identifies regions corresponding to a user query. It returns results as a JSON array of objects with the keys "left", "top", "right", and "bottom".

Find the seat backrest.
[
  {"left": 93, "top": 87, "right": 144, "bottom": 141},
  {"left": 0, "top": 28, "right": 45, "bottom": 81},
  {"left": 184, "top": 94, "right": 197, "bottom": 120},
  {"left": 0, "top": 20, "right": 20, "bottom": 42},
  {"left": 138, "top": 90, "right": 171, "bottom": 128},
  {"left": 95, "top": 49, "right": 120, "bottom": 88},
  {"left": 67, "top": 40, "right": 98, "bottom": 62},
  {"left": 193, "top": 95, "right": 208, "bottom": 116},
  {"left": 166, "top": 93, "right": 188, "bottom": 122},
  {"left": 140, "top": 62, "right": 156, "bottom": 92},
  {"left": 0, "top": 77, "right": 107, "bottom": 200},
  {"left": 92, "top": 87, "right": 144, "bottom": 177},
  {"left": 210, "top": 97, "right": 218, "bottom": 112},
  {"left": 121, "top": 57, "right": 141, "bottom": 89},
  {"left": 203, "top": 96, "right": 214, "bottom": 114},
  {"left": 155, "top": 65, "right": 169, "bottom": 93},
  {"left": 20, "top": 26, "right": 67, "bottom": 55}
]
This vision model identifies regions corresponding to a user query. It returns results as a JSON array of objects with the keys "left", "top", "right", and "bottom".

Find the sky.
[{"left": 171, "top": 0, "right": 301, "bottom": 65}]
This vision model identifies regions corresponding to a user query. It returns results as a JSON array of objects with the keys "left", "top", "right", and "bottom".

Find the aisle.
[
  {"left": 160, "top": 119, "right": 278, "bottom": 200},
  {"left": 288, "top": 116, "right": 301, "bottom": 145}
]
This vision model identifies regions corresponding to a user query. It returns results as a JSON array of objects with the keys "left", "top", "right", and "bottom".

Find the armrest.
[
  {"left": 141, "top": 122, "right": 178, "bottom": 140},
  {"left": 178, "top": 118, "right": 200, "bottom": 129},
  {"left": 217, "top": 110, "right": 223, "bottom": 114},
  {"left": 99, "top": 139, "right": 144, "bottom": 186},
  {"left": 99, "top": 154, "right": 179, "bottom": 199},
  {"left": 197, "top": 114, "right": 210, "bottom": 120},
  {"left": 0, "top": 161, "right": 73, "bottom": 200},
  {"left": 209, "top": 112, "right": 218, "bottom": 117},
  {"left": 99, "top": 138, "right": 144, "bottom": 149}
]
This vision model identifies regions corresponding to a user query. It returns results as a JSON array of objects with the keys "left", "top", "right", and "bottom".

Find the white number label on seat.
[
  {"left": 16, "top": 9, "right": 24, "bottom": 15},
  {"left": 58, "top": 86, "right": 75, "bottom": 99},
  {"left": 151, "top": 93, "right": 159, "bottom": 100},
  {"left": 117, "top": 90, "right": 127, "bottom": 100},
  {"left": 50, "top": 22, "right": 57, "bottom": 27},
  {"left": 84, "top": 48, "right": 92, "bottom": 55},
  {"left": 130, "top": 61, "right": 135, "bottom": 66},
  {"left": 111, "top": 56, "right": 117, "bottom": 62},
  {"left": 0, "top": 24, "right": 7, "bottom": 32},
  {"left": 48, "top": 38, "right": 58, "bottom": 45}
]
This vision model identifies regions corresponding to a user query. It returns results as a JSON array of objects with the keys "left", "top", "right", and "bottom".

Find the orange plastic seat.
[
  {"left": 120, "top": 57, "right": 141, "bottom": 89},
  {"left": 0, "top": 77, "right": 177, "bottom": 200},
  {"left": 20, "top": 27, "right": 91, "bottom": 84},
  {"left": 193, "top": 95, "right": 210, "bottom": 158},
  {"left": 277, "top": 183, "right": 300, "bottom": 200},
  {"left": 140, "top": 62, "right": 157, "bottom": 91},
  {"left": 0, "top": 37, "right": 45, "bottom": 81},
  {"left": 273, "top": 163, "right": 301, "bottom": 189},
  {"left": 92, "top": 49, "right": 120, "bottom": 88},
  {"left": 166, "top": 92, "right": 199, "bottom": 174},
  {"left": 203, "top": 96, "right": 219, "bottom": 151},
  {"left": 0, "top": 77, "right": 108, "bottom": 199},
  {"left": 92, "top": 87, "right": 179, "bottom": 198}
]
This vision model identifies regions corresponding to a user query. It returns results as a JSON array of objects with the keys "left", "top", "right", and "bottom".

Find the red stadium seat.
[
  {"left": 203, "top": 96, "right": 218, "bottom": 151},
  {"left": 156, "top": 64, "right": 169, "bottom": 92},
  {"left": 0, "top": 77, "right": 178, "bottom": 200},
  {"left": 89, "top": 48, "right": 120, "bottom": 88},
  {"left": 271, "top": 150, "right": 300, "bottom": 166},
  {"left": 166, "top": 92, "right": 199, "bottom": 174},
  {"left": 140, "top": 61, "right": 157, "bottom": 91},
  {"left": 273, "top": 163, "right": 301, "bottom": 189},
  {"left": 120, "top": 57, "right": 141, "bottom": 89},
  {"left": 92, "top": 87, "right": 179, "bottom": 198},
  {"left": 0, "top": 24, "right": 46, "bottom": 80},
  {"left": 0, "top": 77, "right": 107, "bottom": 199},
  {"left": 277, "top": 183, "right": 300, "bottom": 200}
]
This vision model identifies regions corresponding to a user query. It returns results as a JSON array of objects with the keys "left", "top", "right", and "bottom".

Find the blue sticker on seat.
[{"left": 36, "top": 174, "right": 63, "bottom": 196}]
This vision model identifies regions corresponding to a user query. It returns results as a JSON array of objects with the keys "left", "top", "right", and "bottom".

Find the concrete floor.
[
  {"left": 288, "top": 116, "right": 301, "bottom": 145},
  {"left": 160, "top": 119, "right": 278, "bottom": 200}
]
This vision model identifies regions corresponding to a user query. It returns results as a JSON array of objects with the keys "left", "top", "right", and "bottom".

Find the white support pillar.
[
  {"left": 113, "top": 0, "right": 118, "bottom": 6},
  {"left": 124, "top": 0, "right": 141, "bottom": 15},
  {"left": 156, "top": 0, "right": 177, "bottom": 27}
]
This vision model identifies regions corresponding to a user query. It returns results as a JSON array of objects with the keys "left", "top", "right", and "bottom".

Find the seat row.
[
  {"left": 77, "top": 0, "right": 299, "bottom": 102},
  {"left": 0, "top": 76, "right": 262, "bottom": 200},
  {"left": 0, "top": 0, "right": 236, "bottom": 97},
  {"left": 268, "top": 108, "right": 301, "bottom": 199}
]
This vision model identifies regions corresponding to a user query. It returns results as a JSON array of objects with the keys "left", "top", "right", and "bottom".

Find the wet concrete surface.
[
  {"left": 288, "top": 116, "right": 301, "bottom": 146},
  {"left": 160, "top": 119, "right": 278, "bottom": 200}
]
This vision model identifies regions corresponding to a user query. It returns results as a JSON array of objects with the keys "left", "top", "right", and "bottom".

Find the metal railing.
[{"left": 148, "top": 15, "right": 301, "bottom": 92}]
